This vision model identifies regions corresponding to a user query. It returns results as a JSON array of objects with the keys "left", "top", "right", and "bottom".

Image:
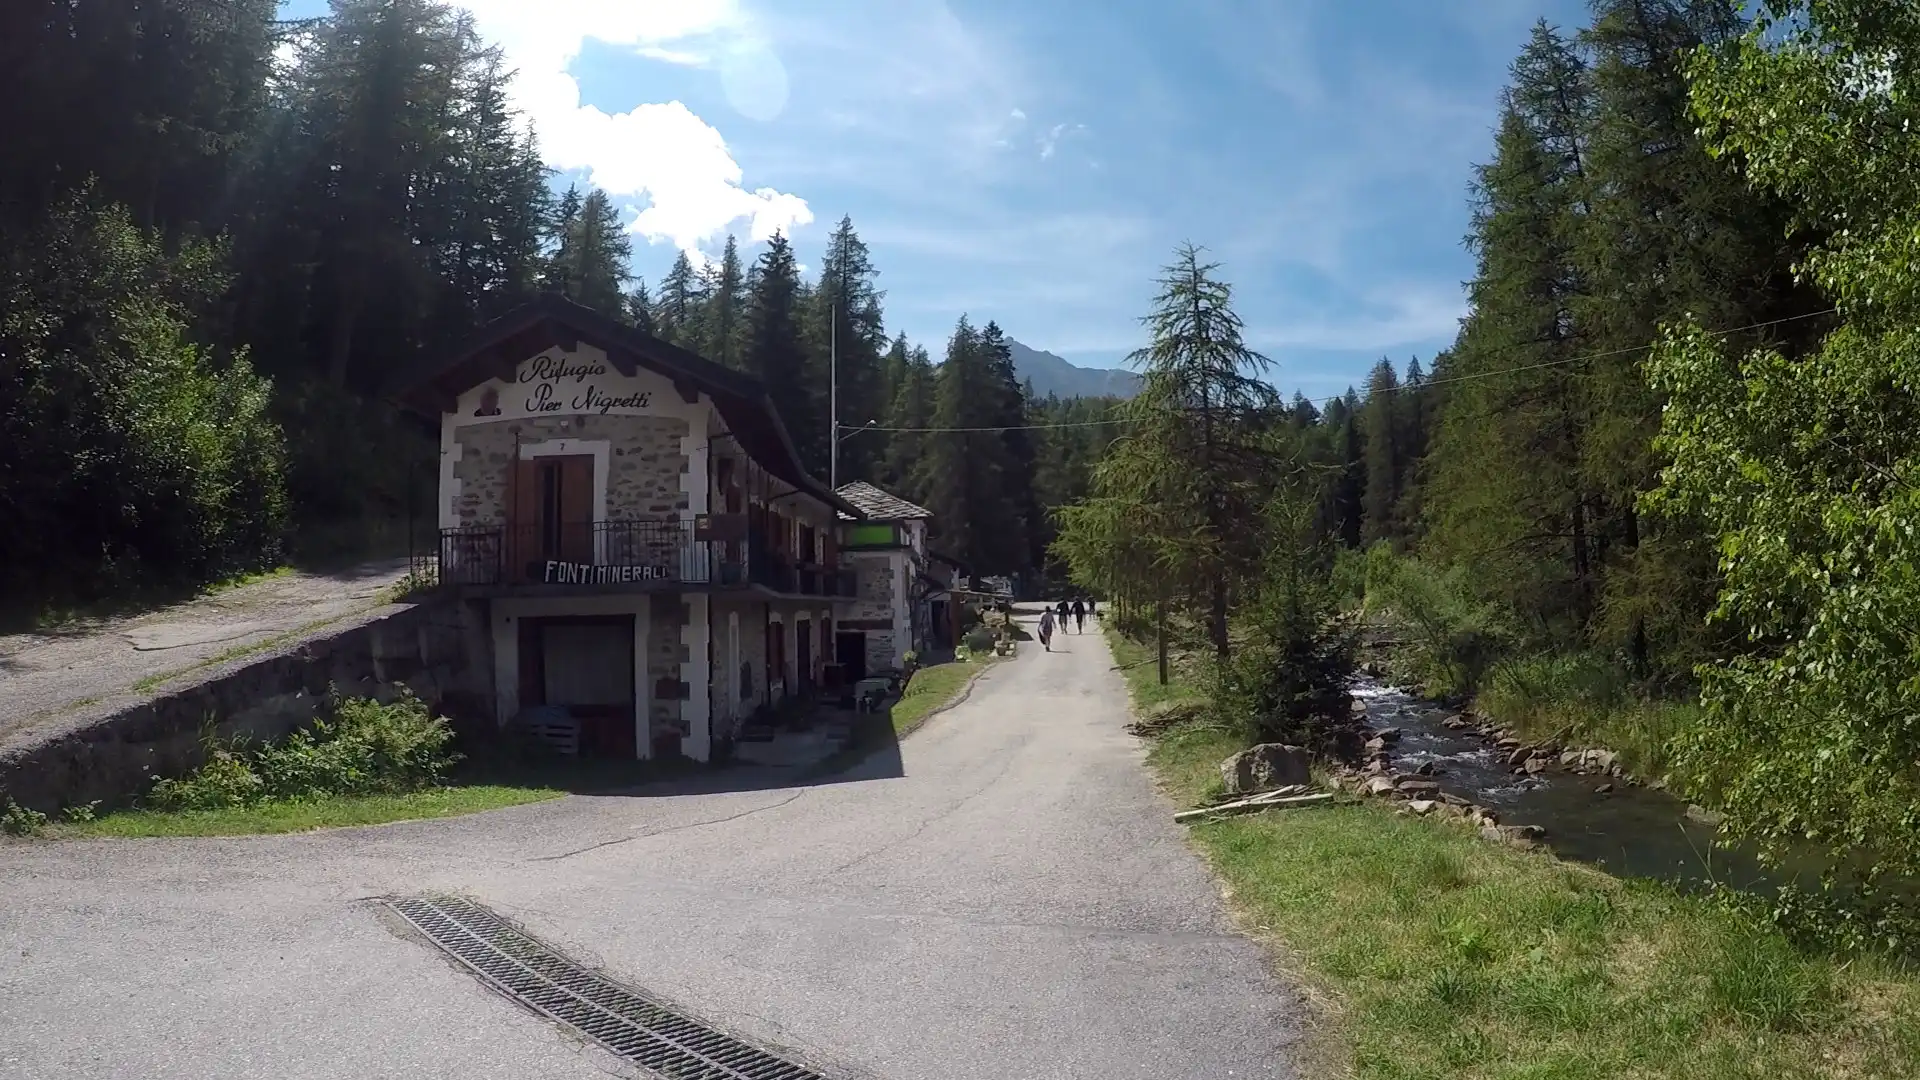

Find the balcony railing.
[{"left": 440, "top": 519, "right": 854, "bottom": 598}]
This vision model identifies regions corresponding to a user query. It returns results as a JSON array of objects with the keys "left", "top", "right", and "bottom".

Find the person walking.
[
  {"left": 1070, "top": 598, "right": 1086, "bottom": 634},
  {"left": 1038, "top": 607, "right": 1056, "bottom": 651}
]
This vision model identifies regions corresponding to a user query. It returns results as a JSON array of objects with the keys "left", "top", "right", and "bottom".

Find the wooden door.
[{"left": 508, "top": 455, "right": 594, "bottom": 580}]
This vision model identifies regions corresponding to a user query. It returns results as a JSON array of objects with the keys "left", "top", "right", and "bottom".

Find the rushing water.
[{"left": 1350, "top": 679, "right": 1786, "bottom": 893}]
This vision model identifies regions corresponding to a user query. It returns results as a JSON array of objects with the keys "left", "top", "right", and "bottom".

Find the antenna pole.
[{"left": 830, "top": 300, "right": 839, "bottom": 489}]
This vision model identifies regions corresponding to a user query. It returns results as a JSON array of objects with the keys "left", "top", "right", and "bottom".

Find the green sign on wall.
[{"left": 845, "top": 523, "right": 898, "bottom": 547}]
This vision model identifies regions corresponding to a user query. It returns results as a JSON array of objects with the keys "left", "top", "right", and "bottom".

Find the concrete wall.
[{"left": 0, "top": 600, "right": 490, "bottom": 814}]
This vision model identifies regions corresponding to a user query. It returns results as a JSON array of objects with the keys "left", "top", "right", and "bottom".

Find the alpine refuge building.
[
  {"left": 394, "top": 294, "right": 862, "bottom": 763},
  {"left": 833, "top": 481, "right": 963, "bottom": 679}
]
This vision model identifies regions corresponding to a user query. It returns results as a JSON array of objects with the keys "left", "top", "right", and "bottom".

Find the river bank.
[{"left": 1112, "top": 628, "right": 1920, "bottom": 1078}]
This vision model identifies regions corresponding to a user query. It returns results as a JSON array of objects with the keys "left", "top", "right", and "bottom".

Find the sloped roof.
[
  {"left": 386, "top": 292, "right": 858, "bottom": 517},
  {"left": 835, "top": 481, "right": 933, "bottom": 522}
]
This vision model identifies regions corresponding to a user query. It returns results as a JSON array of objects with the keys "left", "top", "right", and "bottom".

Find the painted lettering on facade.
[
  {"left": 541, "top": 560, "right": 675, "bottom": 585},
  {"left": 513, "top": 352, "right": 655, "bottom": 416}
]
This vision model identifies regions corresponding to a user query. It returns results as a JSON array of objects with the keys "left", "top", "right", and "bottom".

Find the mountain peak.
[{"left": 1006, "top": 339, "right": 1140, "bottom": 400}]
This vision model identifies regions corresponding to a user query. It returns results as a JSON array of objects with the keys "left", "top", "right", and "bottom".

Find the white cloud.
[
  {"left": 1010, "top": 107, "right": 1027, "bottom": 120},
  {"left": 456, "top": 0, "right": 811, "bottom": 256},
  {"left": 1037, "top": 121, "right": 1087, "bottom": 160},
  {"left": 1246, "top": 283, "right": 1467, "bottom": 352}
]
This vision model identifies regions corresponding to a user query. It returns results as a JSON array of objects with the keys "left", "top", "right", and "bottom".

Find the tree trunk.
[
  {"left": 1210, "top": 575, "right": 1230, "bottom": 661},
  {"left": 328, "top": 272, "right": 365, "bottom": 389},
  {"left": 1623, "top": 501, "right": 1648, "bottom": 676},
  {"left": 1156, "top": 581, "right": 1169, "bottom": 686}
]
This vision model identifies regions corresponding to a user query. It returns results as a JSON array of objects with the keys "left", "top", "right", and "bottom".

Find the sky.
[{"left": 281, "top": 0, "right": 1589, "bottom": 402}]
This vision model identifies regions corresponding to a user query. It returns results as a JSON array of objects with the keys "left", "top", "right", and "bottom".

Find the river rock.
[
  {"left": 1374, "top": 727, "right": 1402, "bottom": 743},
  {"left": 1408, "top": 799, "right": 1437, "bottom": 816},
  {"left": 1219, "top": 744, "right": 1312, "bottom": 796},
  {"left": 1414, "top": 761, "right": 1439, "bottom": 776},
  {"left": 1496, "top": 736, "right": 1521, "bottom": 749},
  {"left": 1363, "top": 776, "right": 1399, "bottom": 797},
  {"left": 1586, "top": 750, "right": 1618, "bottom": 771},
  {"left": 1505, "top": 746, "right": 1533, "bottom": 767},
  {"left": 1481, "top": 823, "right": 1547, "bottom": 848},
  {"left": 1523, "top": 756, "right": 1549, "bottom": 775},
  {"left": 1396, "top": 779, "right": 1442, "bottom": 796},
  {"left": 1559, "top": 750, "right": 1586, "bottom": 768},
  {"left": 1595, "top": 783, "right": 1614, "bottom": 794},
  {"left": 1441, "top": 713, "right": 1470, "bottom": 730},
  {"left": 1364, "top": 736, "right": 1389, "bottom": 753}
]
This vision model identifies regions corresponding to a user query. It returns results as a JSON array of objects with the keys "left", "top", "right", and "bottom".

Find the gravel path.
[
  {"left": 0, "top": 612, "right": 1301, "bottom": 1080},
  {"left": 0, "top": 559, "right": 412, "bottom": 744}
]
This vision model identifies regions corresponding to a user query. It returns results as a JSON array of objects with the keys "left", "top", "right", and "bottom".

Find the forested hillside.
[
  {"left": 0, "top": 0, "right": 1120, "bottom": 613},
  {"left": 1055, "top": 0, "right": 1920, "bottom": 917}
]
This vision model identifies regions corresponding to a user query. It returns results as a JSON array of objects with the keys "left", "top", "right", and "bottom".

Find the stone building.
[
  {"left": 394, "top": 294, "right": 862, "bottom": 763},
  {"left": 832, "top": 482, "right": 962, "bottom": 679}
]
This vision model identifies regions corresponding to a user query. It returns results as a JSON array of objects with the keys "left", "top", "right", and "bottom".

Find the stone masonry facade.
[{"left": 451, "top": 414, "right": 691, "bottom": 525}]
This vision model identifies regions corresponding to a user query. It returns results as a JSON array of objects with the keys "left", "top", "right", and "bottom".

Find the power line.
[{"left": 865, "top": 306, "right": 1841, "bottom": 435}]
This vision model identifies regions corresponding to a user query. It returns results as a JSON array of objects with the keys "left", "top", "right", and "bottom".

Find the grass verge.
[
  {"left": 1113, "top": 625, "right": 1920, "bottom": 1079},
  {"left": 887, "top": 655, "right": 999, "bottom": 737},
  {"left": 51, "top": 784, "right": 561, "bottom": 838}
]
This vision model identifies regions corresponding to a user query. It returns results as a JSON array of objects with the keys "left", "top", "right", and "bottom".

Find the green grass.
[
  {"left": 1111, "top": 624, "right": 1920, "bottom": 1080},
  {"left": 50, "top": 784, "right": 562, "bottom": 838},
  {"left": 888, "top": 656, "right": 998, "bottom": 736},
  {"left": 1474, "top": 652, "right": 1701, "bottom": 782}
]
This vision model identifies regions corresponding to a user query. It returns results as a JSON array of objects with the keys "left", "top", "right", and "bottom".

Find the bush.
[
  {"left": 1361, "top": 546, "right": 1511, "bottom": 696},
  {"left": 0, "top": 189, "right": 287, "bottom": 606},
  {"left": 1480, "top": 652, "right": 1697, "bottom": 778},
  {"left": 147, "top": 690, "right": 458, "bottom": 811},
  {"left": 962, "top": 626, "right": 995, "bottom": 653},
  {"left": 1210, "top": 494, "right": 1357, "bottom": 749}
]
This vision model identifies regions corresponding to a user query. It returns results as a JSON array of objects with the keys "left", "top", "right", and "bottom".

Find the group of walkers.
[{"left": 1036, "top": 597, "right": 1094, "bottom": 651}]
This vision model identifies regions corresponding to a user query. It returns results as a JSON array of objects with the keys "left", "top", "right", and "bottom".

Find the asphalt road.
[{"left": 0, "top": 613, "right": 1300, "bottom": 1080}]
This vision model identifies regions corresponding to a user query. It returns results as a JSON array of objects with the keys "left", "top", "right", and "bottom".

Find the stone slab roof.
[{"left": 835, "top": 481, "right": 933, "bottom": 522}]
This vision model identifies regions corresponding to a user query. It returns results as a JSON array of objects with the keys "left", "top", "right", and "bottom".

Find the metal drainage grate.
[{"left": 386, "top": 895, "right": 831, "bottom": 1080}]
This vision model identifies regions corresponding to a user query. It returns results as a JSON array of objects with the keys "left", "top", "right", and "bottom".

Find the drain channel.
[{"left": 386, "top": 895, "right": 831, "bottom": 1080}]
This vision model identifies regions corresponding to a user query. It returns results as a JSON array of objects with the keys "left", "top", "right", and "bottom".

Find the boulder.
[
  {"left": 1595, "top": 783, "right": 1614, "bottom": 795},
  {"left": 1408, "top": 799, "right": 1438, "bottom": 816},
  {"left": 1496, "top": 737, "right": 1522, "bottom": 749},
  {"left": 1560, "top": 750, "right": 1586, "bottom": 768},
  {"left": 1374, "top": 727, "right": 1402, "bottom": 743},
  {"left": 1585, "top": 749, "right": 1618, "bottom": 771},
  {"left": 1362, "top": 776, "right": 1399, "bottom": 797},
  {"left": 1219, "top": 743, "right": 1312, "bottom": 796},
  {"left": 1414, "top": 761, "right": 1439, "bottom": 777},
  {"left": 1505, "top": 746, "right": 1533, "bottom": 767},
  {"left": 1396, "top": 779, "right": 1442, "bottom": 796},
  {"left": 1364, "top": 736, "right": 1389, "bottom": 754},
  {"left": 1523, "top": 756, "right": 1549, "bottom": 775},
  {"left": 1481, "top": 823, "right": 1546, "bottom": 848}
]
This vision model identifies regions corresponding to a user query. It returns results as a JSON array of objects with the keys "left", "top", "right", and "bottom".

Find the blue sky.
[{"left": 282, "top": 0, "right": 1588, "bottom": 400}]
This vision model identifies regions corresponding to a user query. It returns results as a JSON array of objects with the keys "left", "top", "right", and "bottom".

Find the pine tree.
[
  {"left": 741, "top": 232, "right": 814, "bottom": 450},
  {"left": 919, "top": 318, "right": 1026, "bottom": 574},
  {"left": 701, "top": 235, "right": 746, "bottom": 368},
  {"left": 1360, "top": 358, "right": 1402, "bottom": 545},
  {"left": 626, "top": 279, "right": 657, "bottom": 333},
  {"left": 1056, "top": 243, "right": 1279, "bottom": 661},
  {"left": 545, "top": 188, "right": 629, "bottom": 317},
  {"left": 808, "top": 216, "right": 886, "bottom": 482},
  {"left": 657, "top": 250, "right": 705, "bottom": 347},
  {"left": 879, "top": 342, "right": 934, "bottom": 499}
]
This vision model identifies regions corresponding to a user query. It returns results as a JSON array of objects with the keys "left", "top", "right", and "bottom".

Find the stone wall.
[
  {"left": 452, "top": 414, "right": 691, "bottom": 525},
  {"left": 845, "top": 550, "right": 896, "bottom": 623},
  {"left": 0, "top": 600, "right": 490, "bottom": 814},
  {"left": 648, "top": 593, "right": 689, "bottom": 746}
]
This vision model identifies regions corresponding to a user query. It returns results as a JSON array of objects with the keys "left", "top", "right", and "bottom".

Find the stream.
[{"left": 1350, "top": 679, "right": 1787, "bottom": 894}]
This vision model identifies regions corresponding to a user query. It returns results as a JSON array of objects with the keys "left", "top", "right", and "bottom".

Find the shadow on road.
[{"left": 454, "top": 710, "right": 908, "bottom": 800}]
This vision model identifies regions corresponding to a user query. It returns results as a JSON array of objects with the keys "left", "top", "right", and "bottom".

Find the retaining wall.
[{"left": 0, "top": 598, "right": 492, "bottom": 814}]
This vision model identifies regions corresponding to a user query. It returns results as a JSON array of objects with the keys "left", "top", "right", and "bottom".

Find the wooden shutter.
[{"left": 558, "top": 456, "right": 594, "bottom": 563}]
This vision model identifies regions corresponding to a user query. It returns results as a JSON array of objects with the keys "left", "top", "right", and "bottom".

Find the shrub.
[
  {"left": 1361, "top": 546, "right": 1511, "bottom": 696},
  {"left": 1, "top": 797, "right": 49, "bottom": 837},
  {"left": 962, "top": 626, "right": 995, "bottom": 653},
  {"left": 146, "top": 690, "right": 458, "bottom": 811},
  {"left": 0, "top": 188, "right": 287, "bottom": 606},
  {"left": 1210, "top": 493, "right": 1357, "bottom": 749}
]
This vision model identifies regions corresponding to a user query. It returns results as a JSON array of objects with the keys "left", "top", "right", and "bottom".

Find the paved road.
[
  {"left": 0, "top": 614, "right": 1300, "bottom": 1080},
  {"left": 0, "top": 559, "right": 412, "bottom": 746}
]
